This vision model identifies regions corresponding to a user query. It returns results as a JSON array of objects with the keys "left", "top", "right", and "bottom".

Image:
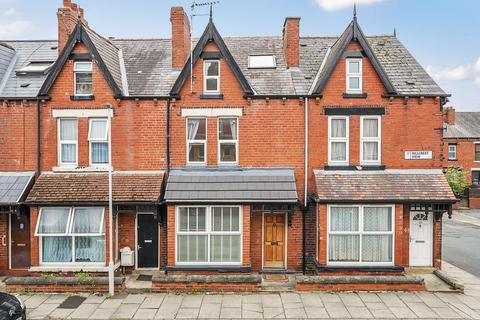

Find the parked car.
[{"left": 0, "top": 292, "right": 26, "bottom": 320}]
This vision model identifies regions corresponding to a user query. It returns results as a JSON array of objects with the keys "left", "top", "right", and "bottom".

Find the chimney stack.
[
  {"left": 444, "top": 106, "right": 456, "bottom": 125},
  {"left": 283, "top": 17, "right": 300, "bottom": 68},
  {"left": 171, "top": 7, "right": 191, "bottom": 69},
  {"left": 57, "top": 0, "right": 87, "bottom": 53}
]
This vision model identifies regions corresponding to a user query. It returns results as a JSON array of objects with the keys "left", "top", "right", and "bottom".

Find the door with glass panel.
[
  {"left": 409, "top": 211, "right": 433, "bottom": 267},
  {"left": 10, "top": 209, "right": 31, "bottom": 269},
  {"left": 264, "top": 213, "right": 286, "bottom": 268},
  {"left": 137, "top": 213, "right": 158, "bottom": 269}
]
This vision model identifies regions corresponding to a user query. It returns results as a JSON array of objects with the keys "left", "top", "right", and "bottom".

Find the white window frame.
[
  {"left": 327, "top": 204, "right": 395, "bottom": 267},
  {"left": 218, "top": 117, "right": 239, "bottom": 165},
  {"left": 360, "top": 115, "right": 382, "bottom": 165},
  {"left": 186, "top": 117, "right": 207, "bottom": 165},
  {"left": 36, "top": 207, "right": 106, "bottom": 266},
  {"left": 346, "top": 58, "right": 362, "bottom": 93},
  {"left": 448, "top": 144, "right": 457, "bottom": 161},
  {"left": 175, "top": 206, "right": 243, "bottom": 266},
  {"left": 474, "top": 142, "right": 480, "bottom": 162},
  {"left": 203, "top": 60, "right": 220, "bottom": 94},
  {"left": 73, "top": 61, "right": 93, "bottom": 96},
  {"left": 248, "top": 55, "right": 276, "bottom": 69},
  {"left": 472, "top": 169, "right": 480, "bottom": 185},
  {"left": 328, "top": 116, "right": 349, "bottom": 165},
  {"left": 88, "top": 118, "right": 109, "bottom": 167},
  {"left": 58, "top": 118, "right": 78, "bottom": 167}
]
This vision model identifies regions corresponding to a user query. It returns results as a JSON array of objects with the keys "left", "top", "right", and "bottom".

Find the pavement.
[{"left": 443, "top": 209, "right": 480, "bottom": 277}]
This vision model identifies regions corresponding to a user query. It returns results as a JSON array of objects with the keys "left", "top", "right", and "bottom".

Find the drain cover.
[
  {"left": 137, "top": 274, "right": 153, "bottom": 281},
  {"left": 58, "top": 295, "right": 86, "bottom": 309}
]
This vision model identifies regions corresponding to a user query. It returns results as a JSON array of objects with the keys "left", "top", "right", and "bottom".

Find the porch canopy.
[
  {"left": 26, "top": 171, "right": 165, "bottom": 205},
  {"left": 0, "top": 172, "right": 35, "bottom": 207},
  {"left": 164, "top": 168, "right": 298, "bottom": 203},
  {"left": 313, "top": 169, "right": 456, "bottom": 207}
]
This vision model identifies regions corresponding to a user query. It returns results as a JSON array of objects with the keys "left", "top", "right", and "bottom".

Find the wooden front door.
[
  {"left": 264, "top": 213, "right": 286, "bottom": 268},
  {"left": 10, "top": 209, "right": 31, "bottom": 269}
]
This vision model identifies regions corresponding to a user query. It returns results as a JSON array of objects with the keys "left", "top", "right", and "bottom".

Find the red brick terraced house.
[
  {"left": 0, "top": 1, "right": 456, "bottom": 292},
  {"left": 443, "top": 107, "right": 480, "bottom": 208}
]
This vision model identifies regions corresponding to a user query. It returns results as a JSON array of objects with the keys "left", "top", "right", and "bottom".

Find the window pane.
[
  {"left": 177, "top": 235, "right": 207, "bottom": 262},
  {"left": 197, "top": 208, "right": 206, "bottom": 231},
  {"left": 329, "top": 235, "right": 359, "bottom": 262},
  {"left": 331, "top": 142, "right": 346, "bottom": 161},
  {"left": 71, "top": 208, "right": 104, "bottom": 234},
  {"left": 42, "top": 236, "right": 72, "bottom": 262},
  {"left": 75, "top": 236, "right": 105, "bottom": 262},
  {"left": 188, "top": 208, "right": 197, "bottom": 231},
  {"left": 330, "top": 207, "right": 359, "bottom": 231},
  {"left": 91, "top": 142, "right": 108, "bottom": 164},
  {"left": 363, "top": 142, "right": 379, "bottom": 161},
  {"left": 363, "top": 207, "right": 392, "bottom": 231},
  {"left": 89, "top": 120, "right": 107, "bottom": 140},
  {"left": 206, "top": 61, "right": 219, "bottom": 76},
  {"left": 179, "top": 208, "right": 188, "bottom": 231},
  {"left": 363, "top": 119, "right": 378, "bottom": 138},
  {"left": 60, "top": 119, "right": 77, "bottom": 140},
  {"left": 348, "top": 77, "right": 360, "bottom": 89},
  {"left": 206, "top": 78, "right": 218, "bottom": 91},
  {"left": 222, "top": 208, "right": 231, "bottom": 231},
  {"left": 61, "top": 144, "right": 77, "bottom": 163},
  {"left": 348, "top": 61, "right": 360, "bottom": 74},
  {"left": 38, "top": 208, "right": 70, "bottom": 234},
  {"left": 187, "top": 118, "right": 206, "bottom": 140},
  {"left": 476, "top": 144, "right": 480, "bottom": 161},
  {"left": 362, "top": 235, "right": 392, "bottom": 262},
  {"left": 74, "top": 62, "right": 92, "bottom": 71},
  {"left": 473, "top": 172, "right": 480, "bottom": 185},
  {"left": 219, "top": 118, "right": 237, "bottom": 140},
  {"left": 220, "top": 143, "right": 236, "bottom": 162},
  {"left": 76, "top": 83, "right": 92, "bottom": 95},
  {"left": 76, "top": 73, "right": 92, "bottom": 95},
  {"left": 188, "top": 143, "right": 205, "bottom": 162},
  {"left": 331, "top": 119, "right": 346, "bottom": 138},
  {"left": 231, "top": 207, "right": 240, "bottom": 231},
  {"left": 212, "top": 208, "right": 222, "bottom": 231},
  {"left": 210, "top": 235, "right": 241, "bottom": 263}
]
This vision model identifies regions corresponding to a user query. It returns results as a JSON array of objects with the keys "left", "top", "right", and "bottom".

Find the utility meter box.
[{"left": 120, "top": 246, "right": 134, "bottom": 267}]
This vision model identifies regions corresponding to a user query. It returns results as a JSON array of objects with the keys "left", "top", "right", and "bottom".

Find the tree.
[{"left": 445, "top": 166, "right": 469, "bottom": 198}]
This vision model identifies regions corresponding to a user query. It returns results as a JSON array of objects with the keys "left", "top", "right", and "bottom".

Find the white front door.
[{"left": 409, "top": 211, "right": 433, "bottom": 267}]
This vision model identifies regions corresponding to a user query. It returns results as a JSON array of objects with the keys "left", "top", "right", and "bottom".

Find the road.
[{"left": 443, "top": 209, "right": 480, "bottom": 277}]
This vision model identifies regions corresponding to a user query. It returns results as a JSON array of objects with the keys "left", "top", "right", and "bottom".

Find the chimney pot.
[
  {"left": 171, "top": 6, "right": 191, "bottom": 69},
  {"left": 283, "top": 17, "right": 301, "bottom": 68},
  {"left": 57, "top": 1, "right": 87, "bottom": 53}
]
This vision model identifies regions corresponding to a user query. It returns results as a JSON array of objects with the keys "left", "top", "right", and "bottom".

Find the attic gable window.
[
  {"left": 74, "top": 61, "right": 93, "bottom": 96},
  {"left": 248, "top": 55, "right": 276, "bottom": 69},
  {"left": 204, "top": 60, "right": 220, "bottom": 94},
  {"left": 16, "top": 61, "right": 54, "bottom": 75},
  {"left": 346, "top": 58, "right": 362, "bottom": 93}
]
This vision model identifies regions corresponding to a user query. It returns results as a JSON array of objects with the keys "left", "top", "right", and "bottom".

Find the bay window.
[
  {"left": 218, "top": 118, "right": 238, "bottom": 164},
  {"left": 328, "top": 205, "right": 394, "bottom": 265},
  {"left": 328, "top": 116, "right": 349, "bottom": 165},
  {"left": 346, "top": 58, "right": 362, "bottom": 93},
  {"left": 204, "top": 60, "right": 220, "bottom": 94},
  {"left": 58, "top": 118, "right": 78, "bottom": 166},
  {"left": 176, "top": 206, "right": 242, "bottom": 265},
  {"left": 360, "top": 116, "right": 381, "bottom": 165},
  {"left": 187, "top": 118, "right": 207, "bottom": 164},
  {"left": 35, "top": 207, "right": 105, "bottom": 264},
  {"left": 88, "top": 118, "right": 109, "bottom": 165}
]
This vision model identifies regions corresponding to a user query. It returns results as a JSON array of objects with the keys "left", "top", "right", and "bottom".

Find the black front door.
[{"left": 137, "top": 213, "right": 158, "bottom": 268}]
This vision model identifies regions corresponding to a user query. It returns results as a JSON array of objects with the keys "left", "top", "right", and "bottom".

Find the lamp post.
[{"left": 107, "top": 104, "right": 114, "bottom": 296}]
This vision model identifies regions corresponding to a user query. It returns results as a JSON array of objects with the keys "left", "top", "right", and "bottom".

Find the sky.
[{"left": 0, "top": 0, "right": 479, "bottom": 111}]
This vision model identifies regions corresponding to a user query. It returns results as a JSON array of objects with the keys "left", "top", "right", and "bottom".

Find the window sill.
[
  {"left": 343, "top": 92, "right": 367, "bottom": 98},
  {"left": 324, "top": 165, "right": 385, "bottom": 171},
  {"left": 200, "top": 94, "right": 224, "bottom": 99},
  {"left": 165, "top": 265, "right": 251, "bottom": 273},
  {"left": 29, "top": 261, "right": 120, "bottom": 273},
  {"left": 52, "top": 165, "right": 112, "bottom": 172},
  {"left": 70, "top": 95, "right": 95, "bottom": 101}
]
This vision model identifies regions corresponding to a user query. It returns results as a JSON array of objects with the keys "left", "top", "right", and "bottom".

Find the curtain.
[
  {"left": 363, "top": 142, "right": 378, "bottom": 161},
  {"left": 187, "top": 119, "right": 200, "bottom": 140},
  {"left": 90, "top": 120, "right": 107, "bottom": 139},
  {"left": 331, "top": 119, "right": 346, "bottom": 138},
  {"left": 362, "top": 235, "right": 392, "bottom": 262},
  {"left": 38, "top": 208, "right": 70, "bottom": 234},
  {"left": 363, "top": 207, "right": 391, "bottom": 231},
  {"left": 210, "top": 235, "right": 241, "bottom": 263},
  {"left": 177, "top": 235, "right": 207, "bottom": 262},
  {"left": 61, "top": 144, "right": 76, "bottom": 163},
  {"left": 363, "top": 119, "right": 378, "bottom": 138},
  {"left": 72, "top": 208, "right": 104, "bottom": 234},
  {"left": 75, "top": 236, "right": 105, "bottom": 262},
  {"left": 42, "top": 236, "right": 72, "bottom": 262},
  {"left": 331, "top": 142, "right": 346, "bottom": 161},
  {"left": 329, "top": 235, "right": 360, "bottom": 262},
  {"left": 91, "top": 142, "right": 108, "bottom": 164},
  {"left": 331, "top": 207, "right": 358, "bottom": 231},
  {"left": 60, "top": 119, "right": 77, "bottom": 140}
]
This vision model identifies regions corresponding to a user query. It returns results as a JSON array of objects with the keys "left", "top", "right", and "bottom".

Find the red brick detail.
[
  {"left": 443, "top": 106, "right": 455, "bottom": 125},
  {"left": 283, "top": 17, "right": 300, "bottom": 68},
  {"left": 469, "top": 197, "right": 480, "bottom": 209},
  {"left": 171, "top": 7, "right": 191, "bottom": 69},
  {"left": 0, "top": 213, "right": 8, "bottom": 273},
  {"left": 242, "top": 205, "right": 251, "bottom": 266},
  {"left": 6, "top": 283, "right": 124, "bottom": 294},
  {"left": 433, "top": 218, "right": 442, "bottom": 269},
  {"left": 250, "top": 213, "right": 262, "bottom": 271},
  {"left": 152, "top": 281, "right": 260, "bottom": 293},
  {"left": 30, "top": 207, "right": 39, "bottom": 267},
  {"left": 296, "top": 282, "right": 425, "bottom": 292}
]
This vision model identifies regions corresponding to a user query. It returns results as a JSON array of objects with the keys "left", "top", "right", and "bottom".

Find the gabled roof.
[
  {"left": 39, "top": 21, "right": 124, "bottom": 97},
  {"left": 170, "top": 18, "right": 254, "bottom": 96},
  {"left": 311, "top": 16, "right": 396, "bottom": 95},
  {"left": 444, "top": 112, "right": 480, "bottom": 139}
]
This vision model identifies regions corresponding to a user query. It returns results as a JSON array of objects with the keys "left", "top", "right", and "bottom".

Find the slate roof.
[
  {"left": 0, "top": 40, "right": 57, "bottom": 98},
  {"left": 0, "top": 172, "right": 35, "bottom": 205},
  {"left": 444, "top": 112, "right": 480, "bottom": 139},
  {"left": 313, "top": 169, "right": 456, "bottom": 203},
  {"left": 26, "top": 172, "right": 164, "bottom": 205},
  {"left": 165, "top": 168, "right": 298, "bottom": 203}
]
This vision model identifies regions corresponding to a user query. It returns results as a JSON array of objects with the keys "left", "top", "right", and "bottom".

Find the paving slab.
[
  {"left": 203, "top": 294, "right": 223, "bottom": 304},
  {"left": 318, "top": 292, "right": 341, "bottom": 303},
  {"left": 83, "top": 294, "right": 107, "bottom": 304},
  {"left": 449, "top": 302, "right": 480, "bottom": 320},
  {"left": 88, "top": 307, "right": 117, "bottom": 320},
  {"left": 112, "top": 303, "right": 140, "bottom": 319},
  {"left": 378, "top": 292, "right": 406, "bottom": 307},
  {"left": 346, "top": 306, "right": 373, "bottom": 319},
  {"left": 324, "top": 301, "right": 351, "bottom": 318},
  {"left": 304, "top": 306, "right": 329, "bottom": 318},
  {"left": 340, "top": 293, "right": 365, "bottom": 307},
  {"left": 44, "top": 294, "right": 68, "bottom": 304},
  {"left": 358, "top": 292, "right": 381, "bottom": 303},
  {"left": 155, "top": 299, "right": 181, "bottom": 319},
  {"left": 406, "top": 302, "right": 437, "bottom": 318},
  {"left": 219, "top": 307, "right": 242, "bottom": 319},
  {"left": 124, "top": 294, "right": 147, "bottom": 304},
  {"left": 280, "top": 292, "right": 302, "bottom": 303},
  {"left": 198, "top": 303, "right": 221, "bottom": 318},
  {"left": 243, "top": 309, "right": 263, "bottom": 318},
  {"left": 48, "top": 307, "right": 75, "bottom": 319},
  {"left": 140, "top": 295, "right": 165, "bottom": 309},
  {"left": 181, "top": 295, "right": 203, "bottom": 308},
  {"left": 243, "top": 293, "right": 262, "bottom": 304},
  {"left": 263, "top": 306, "right": 285, "bottom": 319},
  {"left": 397, "top": 291, "right": 423, "bottom": 303},
  {"left": 133, "top": 307, "right": 157, "bottom": 320},
  {"left": 431, "top": 306, "right": 464, "bottom": 319},
  {"left": 25, "top": 294, "right": 49, "bottom": 309},
  {"left": 28, "top": 303, "right": 58, "bottom": 319},
  {"left": 388, "top": 306, "right": 417, "bottom": 318},
  {"left": 69, "top": 303, "right": 99, "bottom": 319},
  {"left": 416, "top": 292, "right": 446, "bottom": 308},
  {"left": 222, "top": 295, "right": 242, "bottom": 308},
  {"left": 243, "top": 302, "right": 262, "bottom": 312},
  {"left": 262, "top": 294, "right": 283, "bottom": 307},
  {"left": 174, "top": 307, "right": 200, "bottom": 319},
  {"left": 99, "top": 298, "right": 123, "bottom": 309},
  {"left": 284, "top": 307, "right": 307, "bottom": 319},
  {"left": 369, "top": 307, "right": 396, "bottom": 319}
]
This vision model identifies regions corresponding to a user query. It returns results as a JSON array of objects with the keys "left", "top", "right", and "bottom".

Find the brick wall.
[{"left": 0, "top": 213, "right": 8, "bottom": 273}]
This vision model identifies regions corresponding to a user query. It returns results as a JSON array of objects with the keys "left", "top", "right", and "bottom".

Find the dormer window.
[
  {"left": 74, "top": 62, "right": 93, "bottom": 96},
  {"left": 346, "top": 58, "right": 362, "bottom": 93},
  {"left": 204, "top": 60, "right": 220, "bottom": 94}
]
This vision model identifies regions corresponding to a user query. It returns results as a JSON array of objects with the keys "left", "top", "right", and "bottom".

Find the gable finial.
[
  {"left": 353, "top": 1, "right": 357, "bottom": 20},
  {"left": 393, "top": 27, "right": 396, "bottom": 37},
  {"left": 209, "top": 4, "right": 213, "bottom": 21}
]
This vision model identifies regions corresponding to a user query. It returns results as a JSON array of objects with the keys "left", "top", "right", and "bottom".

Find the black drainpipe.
[{"left": 36, "top": 99, "right": 41, "bottom": 177}]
